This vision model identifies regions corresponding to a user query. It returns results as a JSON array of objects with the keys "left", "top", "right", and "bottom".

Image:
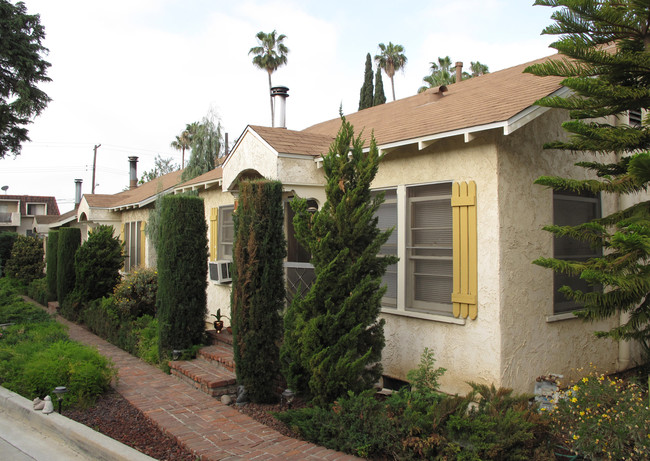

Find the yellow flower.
[
  {"left": 579, "top": 411, "right": 585, "bottom": 416},
  {"left": 573, "top": 385, "right": 580, "bottom": 391},
  {"left": 582, "top": 377, "right": 589, "bottom": 383},
  {"left": 573, "top": 434, "right": 580, "bottom": 440},
  {"left": 571, "top": 397, "right": 578, "bottom": 403}
]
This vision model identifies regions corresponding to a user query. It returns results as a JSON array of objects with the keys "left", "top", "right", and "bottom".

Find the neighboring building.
[
  {"left": 0, "top": 194, "right": 60, "bottom": 236},
  {"left": 173, "top": 53, "right": 643, "bottom": 395},
  {"left": 47, "top": 158, "right": 183, "bottom": 271}
]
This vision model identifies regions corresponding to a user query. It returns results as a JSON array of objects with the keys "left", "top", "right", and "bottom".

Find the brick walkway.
[{"left": 54, "top": 315, "right": 358, "bottom": 461}]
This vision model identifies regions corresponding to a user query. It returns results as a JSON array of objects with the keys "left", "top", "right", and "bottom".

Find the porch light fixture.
[{"left": 53, "top": 386, "right": 68, "bottom": 414}]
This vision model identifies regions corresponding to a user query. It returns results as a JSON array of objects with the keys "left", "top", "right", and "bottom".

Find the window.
[
  {"left": 553, "top": 190, "right": 601, "bottom": 314},
  {"left": 285, "top": 199, "right": 317, "bottom": 303},
  {"left": 123, "top": 221, "right": 142, "bottom": 272},
  {"left": 26, "top": 203, "right": 46, "bottom": 216},
  {"left": 373, "top": 189, "right": 398, "bottom": 308},
  {"left": 217, "top": 205, "right": 234, "bottom": 260},
  {"left": 407, "top": 183, "right": 454, "bottom": 315},
  {"left": 629, "top": 109, "right": 642, "bottom": 127}
]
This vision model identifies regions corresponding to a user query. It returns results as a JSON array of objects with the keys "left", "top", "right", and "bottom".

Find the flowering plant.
[
  {"left": 550, "top": 369, "right": 649, "bottom": 460},
  {"left": 113, "top": 268, "right": 158, "bottom": 319}
]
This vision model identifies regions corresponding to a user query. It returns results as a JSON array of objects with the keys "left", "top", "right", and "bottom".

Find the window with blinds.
[
  {"left": 123, "top": 221, "right": 142, "bottom": 272},
  {"left": 553, "top": 190, "right": 601, "bottom": 314},
  {"left": 374, "top": 189, "right": 398, "bottom": 308},
  {"left": 218, "top": 205, "right": 234, "bottom": 260},
  {"left": 407, "top": 183, "right": 453, "bottom": 315}
]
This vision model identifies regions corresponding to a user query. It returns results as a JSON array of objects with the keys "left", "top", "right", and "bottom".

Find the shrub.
[
  {"left": 56, "top": 227, "right": 80, "bottom": 303},
  {"left": 550, "top": 370, "right": 650, "bottom": 460},
  {"left": 74, "top": 225, "right": 123, "bottom": 302},
  {"left": 157, "top": 194, "right": 208, "bottom": 359},
  {"left": 133, "top": 315, "right": 159, "bottom": 364},
  {"left": 58, "top": 289, "right": 84, "bottom": 322},
  {"left": 231, "top": 180, "right": 286, "bottom": 403},
  {"left": 281, "top": 118, "right": 397, "bottom": 405},
  {"left": 0, "top": 231, "right": 18, "bottom": 276},
  {"left": 4, "top": 235, "right": 44, "bottom": 284},
  {"left": 113, "top": 268, "right": 158, "bottom": 319},
  {"left": 9, "top": 340, "right": 117, "bottom": 408},
  {"left": 45, "top": 230, "right": 58, "bottom": 300},
  {"left": 82, "top": 297, "right": 136, "bottom": 354},
  {"left": 27, "top": 278, "right": 48, "bottom": 306}
]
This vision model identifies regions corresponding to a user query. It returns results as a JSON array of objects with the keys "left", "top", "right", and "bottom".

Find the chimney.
[
  {"left": 128, "top": 156, "right": 138, "bottom": 190},
  {"left": 271, "top": 86, "right": 289, "bottom": 128},
  {"left": 455, "top": 62, "right": 463, "bottom": 84},
  {"left": 74, "top": 179, "right": 82, "bottom": 206}
]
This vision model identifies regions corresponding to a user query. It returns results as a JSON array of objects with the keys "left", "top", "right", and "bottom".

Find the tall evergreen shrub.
[
  {"left": 74, "top": 225, "right": 123, "bottom": 302},
  {"left": 157, "top": 194, "right": 207, "bottom": 358},
  {"left": 358, "top": 53, "right": 374, "bottom": 110},
  {"left": 231, "top": 180, "right": 286, "bottom": 403},
  {"left": 5, "top": 235, "right": 44, "bottom": 284},
  {"left": 0, "top": 231, "right": 18, "bottom": 276},
  {"left": 45, "top": 230, "right": 58, "bottom": 300},
  {"left": 56, "top": 227, "right": 80, "bottom": 303},
  {"left": 281, "top": 117, "right": 397, "bottom": 405}
]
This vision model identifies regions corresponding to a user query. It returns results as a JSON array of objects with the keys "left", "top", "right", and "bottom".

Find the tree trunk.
[
  {"left": 390, "top": 76, "right": 396, "bottom": 101},
  {"left": 268, "top": 70, "right": 274, "bottom": 127}
]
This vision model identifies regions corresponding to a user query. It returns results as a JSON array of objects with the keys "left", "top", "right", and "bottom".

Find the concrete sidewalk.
[
  {"left": 0, "top": 386, "right": 155, "bottom": 461},
  {"left": 52, "top": 313, "right": 357, "bottom": 460}
]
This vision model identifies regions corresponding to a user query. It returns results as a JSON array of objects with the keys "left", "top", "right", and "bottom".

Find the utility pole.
[{"left": 92, "top": 144, "right": 101, "bottom": 194}]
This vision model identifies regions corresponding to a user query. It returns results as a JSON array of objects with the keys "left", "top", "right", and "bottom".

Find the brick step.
[
  {"left": 198, "top": 344, "right": 235, "bottom": 372},
  {"left": 206, "top": 329, "right": 233, "bottom": 346},
  {"left": 169, "top": 359, "right": 237, "bottom": 398}
]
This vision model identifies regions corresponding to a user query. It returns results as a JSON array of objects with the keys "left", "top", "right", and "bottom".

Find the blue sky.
[{"left": 5, "top": 1, "right": 558, "bottom": 209}]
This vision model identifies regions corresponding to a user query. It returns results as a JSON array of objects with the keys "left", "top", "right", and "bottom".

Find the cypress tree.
[
  {"left": 525, "top": 1, "right": 650, "bottom": 345},
  {"left": 281, "top": 117, "right": 398, "bottom": 405},
  {"left": 56, "top": 227, "right": 80, "bottom": 303},
  {"left": 74, "top": 225, "right": 123, "bottom": 302},
  {"left": 373, "top": 69, "right": 386, "bottom": 106},
  {"left": 231, "top": 180, "right": 286, "bottom": 403},
  {"left": 157, "top": 194, "right": 208, "bottom": 359},
  {"left": 46, "top": 230, "right": 58, "bottom": 300},
  {"left": 358, "top": 53, "right": 374, "bottom": 110}
]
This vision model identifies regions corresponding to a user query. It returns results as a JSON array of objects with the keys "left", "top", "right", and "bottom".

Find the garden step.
[
  {"left": 169, "top": 359, "right": 237, "bottom": 398},
  {"left": 198, "top": 344, "right": 235, "bottom": 372},
  {"left": 206, "top": 329, "right": 233, "bottom": 346}
]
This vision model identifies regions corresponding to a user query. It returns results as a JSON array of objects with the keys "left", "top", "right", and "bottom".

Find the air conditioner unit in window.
[{"left": 208, "top": 260, "right": 232, "bottom": 284}]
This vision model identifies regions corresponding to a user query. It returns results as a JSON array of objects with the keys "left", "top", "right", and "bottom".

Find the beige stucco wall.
[
  {"left": 372, "top": 132, "right": 502, "bottom": 395},
  {"left": 497, "top": 109, "right": 640, "bottom": 393},
  {"left": 198, "top": 185, "right": 236, "bottom": 329},
  {"left": 223, "top": 132, "right": 278, "bottom": 189}
]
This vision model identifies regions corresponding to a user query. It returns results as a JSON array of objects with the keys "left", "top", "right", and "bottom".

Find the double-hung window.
[
  {"left": 374, "top": 189, "right": 398, "bottom": 308},
  {"left": 552, "top": 190, "right": 601, "bottom": 314},
  {"left": 123, "top": 221, "right": 143, "bottom": 272},
  {"left": 407, "top": 183, "right": 454, "bottom": 315},
  {"left": 217, "top": 205, "right": 234, "bottom": 260}
]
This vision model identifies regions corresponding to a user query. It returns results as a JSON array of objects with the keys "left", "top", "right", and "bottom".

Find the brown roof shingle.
[
  {"left": 0, "top": 195, "right": 60, "bottom": 216},
  {"left": 249, "top": 126, "right": 335, "bottom": 157},
  {"left": 303, "top": 54, "right": 564, "bottom": 146}
]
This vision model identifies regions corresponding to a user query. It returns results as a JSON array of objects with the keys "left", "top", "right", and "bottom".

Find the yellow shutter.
[
  {"left": 140, "top": 222, "right": 146, "bottom": 267},
  {"left": 120, "top": 223, "right": 125, "bottom": 242},
  {"left": 210, "top": 207, "right": 218, "bottom": 260},
  {"left": 452, "top": 181, "right": 478, "bottom": 319}
]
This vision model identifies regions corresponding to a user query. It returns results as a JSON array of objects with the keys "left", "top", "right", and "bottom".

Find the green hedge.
[
  {"left": 156, "top": 194, "right": 207, "bottom": 359},
  {"left": 74, "top": 225, "right": 123, "bottom": 302},
  {"left": 45, "top": 230, "right": 58, "bottom": 301},
  {"left": 56, "top": 227, "right": 80, "bottom": 303},
  {"left": 231, "top": 180, "right": 286, "bottom": 403},
  {"left": 4, "top": 235, "right": 44, "bottom": 285}
]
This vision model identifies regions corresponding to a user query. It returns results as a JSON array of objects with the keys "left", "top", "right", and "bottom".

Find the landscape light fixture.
[
  {"left": 53, "top": 386, "right": 68, "bottom": 414},
  {"left": 281, "top": 388, "right": 295, "bottom": 408}
]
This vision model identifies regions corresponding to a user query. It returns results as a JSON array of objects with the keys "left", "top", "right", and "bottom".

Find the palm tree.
[
  {"left": 170, "top": 128, "right": 191, "bottom": 168},
  {"left": 418, "top": 56, "right": 455, "bottom": 93},
  {"left": 249, "top": 30, "right": 289, "bottom": 127},
  {"left": 470, "top": 61, "right": 489, "bottom": 77},
  {"left": 374, "top": 42, "right": 407, "bottom": 101}
]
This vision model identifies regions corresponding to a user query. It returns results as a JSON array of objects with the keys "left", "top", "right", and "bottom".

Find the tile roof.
[
  {"left": 302, "top": 54, "right": 565, "bottom": 147},
  {"left": 0, "top": 195, "right": 60, "bottom": 216},
  {"left": 84, "top": 169, "right": 184, "bottom": 210},
  {"left": 249, "top": 126, "right": 335, "bottom": 157}
]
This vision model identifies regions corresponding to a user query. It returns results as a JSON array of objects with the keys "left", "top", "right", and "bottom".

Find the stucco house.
[
  {"left": 0, "top": 194, "right": 60, "bottom": 237},
  {"left": 174, "top": 53, "right": 643, "bottom": 395},
  {"left": 57, "top": 159, "right": 184, "bottom": 270}
]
